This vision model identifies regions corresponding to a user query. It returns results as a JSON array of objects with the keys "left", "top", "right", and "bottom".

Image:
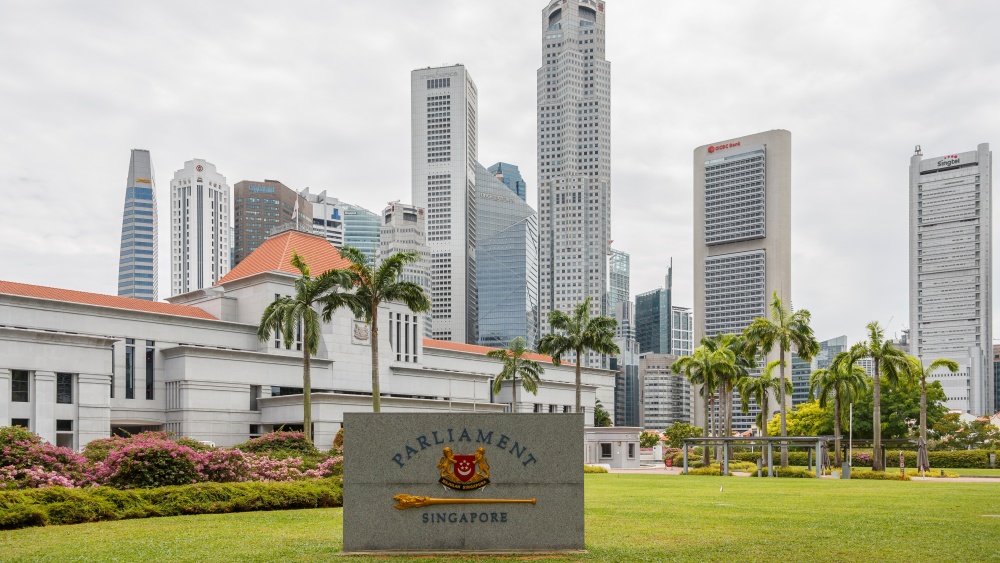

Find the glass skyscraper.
[
  {"left": 608, "top": 249, "right": 629, "bottom": 314},
  {"left": 487, "top": 162, "right": 526, "bottom": 202},
  {"left": 474, "top": 163, "right": 538, "bottom": 349},
  {"left": 117, "top": 149, "right": 158, "bottom": 301},
  {"left": 342, "top": 202, "right": 380, "bottom": 266}
]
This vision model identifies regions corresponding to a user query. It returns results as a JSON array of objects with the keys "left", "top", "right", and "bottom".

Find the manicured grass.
[{"left": 2, "top": 474, "right": 1000, "bottom": 562}]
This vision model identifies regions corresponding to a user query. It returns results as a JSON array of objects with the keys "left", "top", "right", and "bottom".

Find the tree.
[
  {"left": 851, "top": 376, "right": 947, "bottom": 441},
  {"left": 849, "top": 322, "right": 910, "bottom": 471},
  {"left": 705, "top": 334, "right": 756, "bottom": 441},
  {"left": 662, "top": 422, "right": 703, "bottom": 449},
  {"left": 810, "top": 351, "right": 869, "bottom": 467},
  {"left": 743, "top": 291, "right": 819, "bottom": 467},
  {"left": 905, "top": 356, "right": 959, "bottom": 451},
  {"left": 639, "top": 430, "right": 661, "bottom": 448},
  {"left": 538, "top": 297, "right": 620, "bottom": 415},
  {"left": 765, "top": 401, "right": 833, "bottom": 437},
  {"left": 257, "top": 252, "right": 351, "bottom": 438},
  {"left": 672, "top": 344, "right": 728, "bottom": 464},
  {"left": 593, "top": 400, "right": 612, "bottom": 427},
  {"left": 486, "top": 337, "right": 544, "bottom": 414},
  {"left": 320, "top": 247, "right": 430, "bottom": 413},
  {"left": 737, "top": 359, "right": 792, "bottom": 443}
]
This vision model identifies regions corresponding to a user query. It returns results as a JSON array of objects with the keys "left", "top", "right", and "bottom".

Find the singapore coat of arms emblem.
[{"left": 437, "top": 446, "right": 490, "bottom": 490}]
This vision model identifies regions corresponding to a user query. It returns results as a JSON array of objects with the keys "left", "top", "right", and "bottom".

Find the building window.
[
  {"left": 11, "top": 418, "right": 29, "bottom": 429},
  {"left": 628, "top": 443, "right": 636, "bottom": 459},
  {"left": 250, "top": 385, "right": 261, "bottom": 411},
  {"left": 600, "top": 443, "right": 612, "bottom": 459},
  {"left": 125, "top": 339, "right": 135, "bottom": 399},
  {"left": 56, "top": 373, "right": 73, "bottom": 404},
  {"left": 11, "top": 370, "right": 29, "bottom": 402},
  {"left": 145, "top": 341, "right": 155, "bottom": 400},
  {"left": 250, "top": 424, "right": 263, "bottom": 439},
  {"left": 534, "top": 404, "right": 543, "bottom": 413},
  {"left": 56, "top": 420, "right": 73, "bottom": 449}
]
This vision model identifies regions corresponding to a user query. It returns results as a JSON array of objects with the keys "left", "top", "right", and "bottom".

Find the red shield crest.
[{"left": 452, "top": 455, "right": 477, "bottom": 482}]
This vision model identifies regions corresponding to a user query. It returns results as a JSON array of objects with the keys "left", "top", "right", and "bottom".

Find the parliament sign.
[{"left": 342, "top": 413, "right": 584, "bottom": 553}]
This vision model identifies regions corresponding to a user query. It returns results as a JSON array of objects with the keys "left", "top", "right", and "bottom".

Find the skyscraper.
[
  {"left": 411, "top": 64, "right": 479, "bottom": 343},
  {"left": 671, "top": 306, "right": 693, "bottom": 357},
  {"left": 342, "top": 202, "right": 381, "bottom": 266},
  {"left": 537, "top": 0, "right": 612, "bottom": 369},
  {"left": 909, "top": 144, "right": 993, "bottom": 415},
  {"left": 635, "top": 261, "right": 674, "bottom": 355},
  {"left": 300, "top": 188, "right": 345, "bottom": 248},
  {"left": 487, "top": 162, "right": 527, "bottom": 202},
  {"left": 639, "top": 353, "right": 691, "bottom": 430},
  {"left": 170, "top": 159, "right": 231, "bottom": 296},
  {"left": 233, "top": 180, "right": 311, "bottom": 266},
  {"left": 117, "top": 149, "right": 158, "bottom": 301},
  {"left": 694, "top": 129, "right": 792, "bottom": 432},
  {"left": 475, "top": 163, "right": 538, "bottom": 349},
  {"left": 608, "top": 249, "right": 629, "bottom": 314},
  {"left": 381, "top": 202, "right": 432, "bottom": 335},
  {"left": 612, "top": 300, "right": 639, "bottom": 427}
]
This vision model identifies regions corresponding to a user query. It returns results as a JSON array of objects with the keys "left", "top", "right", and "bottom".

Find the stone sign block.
[{"left": 343, "top": 413, "right": 584, "bottom": 553}]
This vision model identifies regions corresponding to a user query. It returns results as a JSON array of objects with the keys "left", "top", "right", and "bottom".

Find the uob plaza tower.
[{"left": 537, "top": 0, "right": 612, "bottom": 370}]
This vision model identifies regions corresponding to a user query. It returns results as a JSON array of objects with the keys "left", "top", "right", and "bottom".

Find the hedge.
[
  {"left": 851, "top": 471, "right": 909, "bottom": 481},
  {"left": 0, "top": 477, "right": 342, "bottom": 530},
  {"left": 749, "top": 468, "right": 815, "bottom": 478},
  {"left": 584, "top": 465, "right": 608, "bottom": 474}
]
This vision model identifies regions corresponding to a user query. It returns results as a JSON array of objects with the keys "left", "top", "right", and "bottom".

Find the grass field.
[{"left": 2, "top": 474, "right": 1000, "bottom": 562}]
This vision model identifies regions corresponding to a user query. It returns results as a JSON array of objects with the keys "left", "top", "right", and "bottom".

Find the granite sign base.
[{"left": 342, "top": 413, "right": 584, "bottom": 553}]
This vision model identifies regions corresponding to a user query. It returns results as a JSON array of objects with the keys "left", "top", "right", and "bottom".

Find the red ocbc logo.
[{"left": 707, "top": 141, "right": 741, "bottom": 154}]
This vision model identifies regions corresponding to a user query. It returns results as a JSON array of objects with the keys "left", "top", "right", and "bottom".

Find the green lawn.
[{"left": 2, "top": 474, "right": 1000, "bottom": 562}]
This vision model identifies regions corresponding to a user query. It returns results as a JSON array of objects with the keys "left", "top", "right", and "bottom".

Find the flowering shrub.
[
  {"left": 81, "top": 435, "right": 130, "bottom": 463},
  {"left": 236, "top": 431, "right": 318, "bottom": 457},
  {"left": 97, "top": 434, "right": 201, "bottom": 489},
  {"left": 0, "top": 426, "right": 88, "bottom": 489}
]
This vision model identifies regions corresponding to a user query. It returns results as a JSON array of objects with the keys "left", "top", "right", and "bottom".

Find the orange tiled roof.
[
  {"left": 422, "top": 338, "right": 555, "bottom": 363},
  {"left": 217, "top": 230, "right": 353, "bottom": 285},
  {"left": 0, "top": 280, "right": 217, "bottom": 320}
]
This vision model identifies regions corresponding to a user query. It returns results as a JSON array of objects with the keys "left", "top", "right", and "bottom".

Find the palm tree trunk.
[
  {"left": 872, "top": 358, "right": 882, "bottom": 471},
  {"left": 761, "top": 391, "right": 769, "bottom": 468},
  {"left": 512, "top": 374, "right": 518, "bottom": 414},
  {"left": 779, "top": 348, "right": 788, "bottom": 468},
  {"left": 703, "top": 389, "right": 710, "bottom": 465},
  {"left": 574, "top": 352, "right": 582, "bottom": 417},
  {"left": 303, "top": 347, "right": 312, "bottom": 442},
  {"left": 371, "top": 305, "right": 381, "bottom": 413},
  {"left": 920, "top": 374, "right": 927, "bottom": 446},
  {"left": 834, "top": 394, "right": 842, "bottom": 468}
]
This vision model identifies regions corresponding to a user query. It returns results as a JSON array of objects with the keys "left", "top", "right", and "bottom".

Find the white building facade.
[
  {"left": 909, "top": 144, "right": 993, "bottom": 415},
  {"left": 537, "top": 0, "right": 612, "bottom": 369},
  {"left": 170, "top": 159, "right": 231, "bottom": 296},
  {"left": 411, "top": 64, "right": 479, "bottom": 344},
  {"left": 0, "top": 231, "right": 613, "bottom": 450},
  {"left": 300, "top": 188, "right": 345, "bottom": 248},
  {"left": 380, "top": 202, "right": 432, "bottom": 335}
]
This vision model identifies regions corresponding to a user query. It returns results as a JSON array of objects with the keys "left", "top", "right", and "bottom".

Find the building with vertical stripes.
[
  {"left": 117, "top": 149, "right": 158, "bottom": 301},
  {"left": 170, "top": 159, "right": 231, "bottom": 296}
]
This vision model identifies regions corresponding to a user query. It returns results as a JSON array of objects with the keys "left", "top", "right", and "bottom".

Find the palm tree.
[
  {"left": 257, "top": 252, "right": 350, "bottom": 439},
  {"left": 486, "top": 337, "right": 544, "bottom": 414},
  {"left": 538, "top": 297, "right": 619, "bottom": 415},
  {"left": 849, "top": 321, "right": 909, "bottom": 471},
  {"left": 810, "top": 352, "right": 869, "bottom": 468},
  {"left": 320, "top": 247, "right": 430, "bottom": 413},
  {"left": 673, "top": 344, "right": 731, "bottom": 464},
  {"left": 737, "top": 359, "right": 792, "bottom": 448},
  {"left": 743, "top": 291, "right": 819, "bottom": 467},
  {"left": 905, "top": 355, "right": 958, "bottom": 450},
  {"left": 705, "top": 334, "right": 756, "bottom": 441}
]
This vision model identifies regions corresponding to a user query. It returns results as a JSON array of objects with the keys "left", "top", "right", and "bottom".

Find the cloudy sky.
[{"left": 2, "top": 1, "right": 999, "bottom": 345}]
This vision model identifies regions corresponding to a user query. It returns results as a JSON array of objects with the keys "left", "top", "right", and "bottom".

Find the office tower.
[
  {"left": 790, "top": 356, "right": 812, "bottom": 407},
  {"left": 411, "top": 64, "right": 479, "bottom": 343},
  {"left": 380, "top": 202, "right": 431, "bottom": 335},
  {"left": 612, "top": 300, "right": 640, "bottom": 427},
  {"left": 300, "top": 188, "right": 345, "bottom": 248},
  {"left": 694, "top": 129, "right": 792, "bottom": 432},
  {"left": 117, "top": 149, "right": 158, "bottom": 301},
  {"left": 233, "top": 180, "right": 311, "bottom": 266},
  {"left": 671, "top": 306, "right": 693, "bottom": 357},
  {"left": 994, "top": 344, "right": 1000, "bottom": 414},
  {"left": 169, "top": 159, "right": 230, "bottom": 296},
  {"left": 909, "top": 144, "right": 993, "bottom": 415},
  {"left": 608, "top": 249, "right": 629, "bottom": 314},
  {"left": 794, "top": 335, "right": 850, "bottom": 407},
  {"left": 488, "top": 162, "right": 527, "bottom": 202},
  {"left": 635, "top": 261, "right": 676, "bottom": 355},
  {"left": 537, "top": 0, "right": 612, "bottom": 369},
  {"left": 639, "top": 353, "right": 691, "bottom": 430},
  {"left": 342, "top": 202, "right": 380, "bottom": 266},
  {"left": 475, "top": 163, "right": 538, "bottom": 348}
]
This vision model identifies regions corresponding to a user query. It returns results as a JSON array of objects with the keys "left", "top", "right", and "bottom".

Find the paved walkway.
[{"left": 606, "top": 465, "right": 1000, "bottom": 482}]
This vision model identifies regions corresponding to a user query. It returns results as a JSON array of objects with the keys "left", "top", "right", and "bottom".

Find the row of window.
[{"left": 9, "top": 370, "right": 74, "bottom": 403}]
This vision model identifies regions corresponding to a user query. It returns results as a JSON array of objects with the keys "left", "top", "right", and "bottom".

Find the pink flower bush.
[{"left": 0, "top": 426, "right": 89, "bottom": 489}]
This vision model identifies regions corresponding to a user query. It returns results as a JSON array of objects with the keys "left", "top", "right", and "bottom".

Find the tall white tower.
[
  {"left": 411, "top": 64, "right": 478, "bottom": 343},
  {"left": 909, "top": 144, "right": 993, "bottom": 415},
  {"left": 537, "top": 0, "right": 612, "bottom": 369},
  {"left": 170, "top": 159, "right": 231, "bottom": 296}
]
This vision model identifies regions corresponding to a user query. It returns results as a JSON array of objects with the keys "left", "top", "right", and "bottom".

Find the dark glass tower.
[
  {"left": 117, "top": 149, "right": 158, "bottom": 300},
  {"left": 487, "top": 162, "right": 526, "bottom": 202}
]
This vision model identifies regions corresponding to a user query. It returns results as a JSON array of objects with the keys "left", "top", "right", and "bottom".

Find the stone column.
[
  {"left": 78, "top": 372, "right": 112, "bottom": 447},
  {"left": 0, "top": 368, "right": 10, "bottom": 426},
  {"left": 33, "top": 371, "right": 56, "bottom": 444}
]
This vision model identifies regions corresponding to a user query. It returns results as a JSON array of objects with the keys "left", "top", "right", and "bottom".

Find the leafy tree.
[
  {"left": 850, "top": 376, "right": 948, "bottom": 441},
  {"left": 904, "top": 356, "right": 958, "bottom": 451},
  {"left": 486, "top": 337, "right": 543, "bottom": 414},
  {"left": 320, "top": 247, "right": 430, "bottom": 413},
  {"left": 950, "top": 420, "right": 1000, "bottom": 450},
  {"left": 704, "top": 334, "right": 756, "bottom": 441},
  {"left": 639, "top": 430, "right": 661, "bottom": 448},
  {"left": 743, "top": 291, "right": 819, "bottom": 467},
  {"left": 810, "top": 351, "right": 869, "bottom": 467},
  {"left": 930, "top": 412, "right": 963, "bottom": 444},
  {"left": 662, "top": 422, "right": 703, "bottom": 449},
  {"left": 766, "top": 401, "right": 833, "bottom": 437},
  {"left": 257, "top": 253, "right": 351, "bottom": 438},
  {"left": 672, "top": 344, "right": 730, "bottom": 464},
  {"left": 538, "top": 297, "right": 620, "bottom": 415},
  {"left": 593, "top": 400, "right": 612, "bottom": 427},
  {"left": 849, "top": 322, "right": 911, "bottom": 471},
  {"left": 738, "top": 359, "right": 792, "bottom": 445}
]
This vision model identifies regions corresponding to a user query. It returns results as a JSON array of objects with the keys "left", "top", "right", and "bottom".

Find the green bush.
[
  {"left": 235, "top": 432, "right": 318, "bottom": 457},
  {"left": 584, "top": 465, "right": 608, "bottom": 474},
  {"left": 0, "top": 478, "right": 343, "bottom": 530},
  {"left": 928, "top": 450, "right": 991, "bottom": 469},
  {"left": 687, "top": 466, "right": 725, "bottom": 476},
  {"left": 750, "top": 468, "right": 815, "bottom": 478},
  {"left": 726, "top": 461, "right": 757, "bottom": 472},
  {"left": 734, "top": 452, "right": 762, "bottom": 463},
  {"left": 852, "top": 470, "right": 909, "bottom": 481}
]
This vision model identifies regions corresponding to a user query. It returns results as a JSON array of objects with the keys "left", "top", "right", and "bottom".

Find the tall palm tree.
[
  {"left": 320, "top": 247, "right": 430, "bottom": 413},
  {"left": 673, "top": 343, "right": 732, "bottom": 464},
  {"left": 257, "top": 252, "right": 350, "bottom": 439},
  {"left": 849, "top": 321, "right": 909, "bottom": 471},
  {"left": 743, "top": 291, "right": 819, "bottom": 467},
  {"left": 810, "top": 352, "right": 869, "bottom": 468},
  {"left": 704, "top": 334, "right": 756, "bottom": 440},
  {"left": 737, "top": 359, "right": 792, "bottom": 444},
  {"left": 905, "top": 355, "right": 958, "bottom": 449},
  {"left": 538, "top": 297, "right": 619, "bottom": 415},
  {"left": 486, "top": 337, "right": 544, "bottom": 414}
]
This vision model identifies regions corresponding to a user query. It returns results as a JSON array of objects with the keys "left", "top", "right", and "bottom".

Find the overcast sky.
[{"left": 2, "top": 1, "right": 999, "bottom": 345}]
